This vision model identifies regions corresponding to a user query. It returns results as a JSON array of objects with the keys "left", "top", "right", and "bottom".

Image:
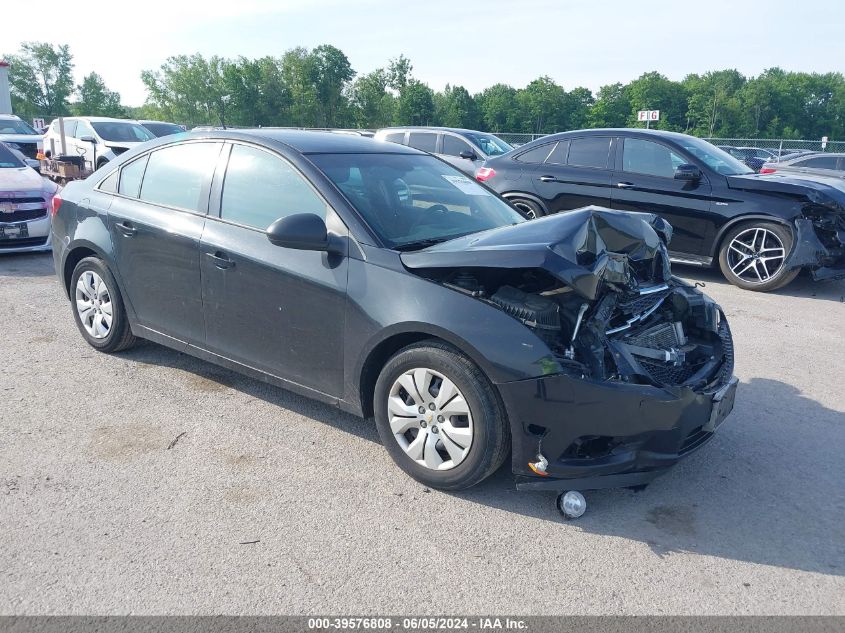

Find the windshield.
[
  {"left": 0, "top": 118, "right": 38, "bottom": 135},
  {"left": 464, "top": 132, "right": 512, "bottom": 156},
  {"left": 681, "top": 138, "right": 753, "bottom": 175},
  {"left": 0, "top": 143, "right": 26, "bottom": 168},
  {"left": 309, "top": 153, "right": 525, "bottom": 249},
  {"left": 91, "top": 121, "right": 156, "bottom": 143},
  {"left": 141, "top": 122, "right": 184, "bottom": 137}
]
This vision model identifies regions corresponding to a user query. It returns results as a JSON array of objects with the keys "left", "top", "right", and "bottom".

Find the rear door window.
[
  {"left": 407, "top": 132, "right": 438, "bottom": 153},
  {"left": 382, "top": 131, "right": 405, "bottom": 144},
  {"left": 514, "top": 143, "right": 555, "bottom": 164},
  {"left": 545, "top": 141, "right": 570, "bottom": 166},
  {"left": 138, "top": 142, "right": 222, "bottom": 212},
  {"left": 118, "top": 155, "right": 148, "bottom": 198},
  {"left": 568, "top": 137, "right": 611, "bottom": 169},
  {"left": 796, "top": 156, "right": 838, "bottom": 169}
]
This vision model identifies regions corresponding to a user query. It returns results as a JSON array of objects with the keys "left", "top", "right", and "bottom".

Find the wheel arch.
[
  {"left": 709, "top": 214, "right": 795, "bottom": 259},
  {"left": 501, "top": 191, "right": 549, "bottom": 214},
  {"left": 357, "top": 326, "right": 497, "bottom": 419}
]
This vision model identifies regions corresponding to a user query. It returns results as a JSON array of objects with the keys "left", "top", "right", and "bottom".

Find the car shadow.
[
  {"left": 673, "top": 264, "right": 845, "bottom": 303},
  {"left": 0, "top": 251, "right": 55, "bottom": 278},
  {"left": 120, "top": 338, "right": 844, "bottom": 577},
  {"left": 121, "top": 341, "right": 381, "bottom": 445},
  {"left": 453, "top": 376, "right": 845, "bottom": 577}
]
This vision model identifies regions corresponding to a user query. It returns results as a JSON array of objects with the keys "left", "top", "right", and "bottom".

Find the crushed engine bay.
[{"left": 402, "top": 206, "right": 733, "bottom": 390}]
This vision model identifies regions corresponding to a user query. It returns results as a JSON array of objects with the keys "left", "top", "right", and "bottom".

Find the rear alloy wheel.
[
  {"left": 70, "top": 257, "right": 137, "bottom": 352},
  {"left": 510, "top": 198, "right": 544, "bottom": 220},
  {"left": 374, "top": 342, "right": 510, "bottom": 490},
  {"left": 718, "top": 221, "right": 799, "bottom": 291}
]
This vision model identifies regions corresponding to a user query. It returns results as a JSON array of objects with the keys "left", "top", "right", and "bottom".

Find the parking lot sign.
[
  {"left": 637, "top": 110, "right": 660, "bottom": 128},
  {"left": 32, "top": 118, "right": 45, "bottom": 130}
]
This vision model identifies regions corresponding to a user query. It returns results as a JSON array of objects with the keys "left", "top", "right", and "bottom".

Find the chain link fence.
[
  {"left": 703, "top": 137, "right": 844, "bottom": 156},
  {"left": 493, "top": 132, "right": 548, "bottom": 147}
]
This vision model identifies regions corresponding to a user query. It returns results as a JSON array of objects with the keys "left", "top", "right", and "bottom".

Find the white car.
[
  {"left": 42, "top": 117, "right": 155, "bottom": 172},
  {"left": 0, "top": 114, "right": 43, "bottom": 161},
  {"left": 0, "top": 142, "right": 59, "bottom": 253}
]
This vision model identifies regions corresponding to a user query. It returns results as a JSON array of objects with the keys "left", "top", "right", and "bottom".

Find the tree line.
[{"left": 5, "top": 41, "right": 845, "bottom": 139}]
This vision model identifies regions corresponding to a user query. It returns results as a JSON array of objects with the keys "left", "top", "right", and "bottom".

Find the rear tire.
[
  {"left": 374, "top": 341, "right": 510, "bottom": 491},
  {"left": 718, "top": 221, "right": 799, "bottom": 292},
  {"left": 509, "top": 198, "right": 544, "bottom": 220},
  {"left": 70, "top": 257, "right": 137, "bottom": 353}
]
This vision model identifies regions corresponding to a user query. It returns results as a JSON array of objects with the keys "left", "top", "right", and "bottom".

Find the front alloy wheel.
[{"left": 718, "top": 221, "right": 799, "bottom": 292}]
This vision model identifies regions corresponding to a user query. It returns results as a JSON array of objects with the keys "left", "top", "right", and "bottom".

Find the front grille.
[
  {"left": 0, "top": 236, "right": 48, "bottom": 249},
  {"left": 639, "top": 359, "right": 698, "bottom": 385},
  {"left": 0, "top": 208, "right": 48, "bottom": 223},
  {"left": 617, "top": 288, "right": 671, "bottom": 316}
]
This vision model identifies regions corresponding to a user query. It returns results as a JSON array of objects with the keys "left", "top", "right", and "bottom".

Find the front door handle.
[
  {"left": 538, "top": 175, "right": 557, "bottom": 182},
  {"left": 205, "top": 251, "right": 235, "bottom": 270},
  {"left": 115, "top": 221, "right": 137, "bottom": 236},
  {"left": 616, "top": 181, "right": 636, "bottom": 189}
]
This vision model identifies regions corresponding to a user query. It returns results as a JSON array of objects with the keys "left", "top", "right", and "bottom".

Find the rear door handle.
[
  {"left": 538, "top": 175, "right": 557, "bottom": 182},
  {"left": 205, "top": 251, "right": 235, "bottom": 270},
  {"left": 115, "top": 221, "right": 137, "bottom": 236},
  {"left": 616, "top": 182, "right": 636, "bottom": 189}
]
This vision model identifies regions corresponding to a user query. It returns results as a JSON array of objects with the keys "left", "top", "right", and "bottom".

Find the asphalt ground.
[{"left": 1, "top": 251, "right": 843, "bottom": 615}]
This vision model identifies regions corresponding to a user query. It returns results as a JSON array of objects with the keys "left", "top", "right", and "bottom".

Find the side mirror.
[
  {"left": 79, "top": 135, "right": 97, "bottom": 143},
  {"left": 459, "top": 149, "right": 478, "bottom": 160},
  {"left": 267, "top": 213, "right": 332, "bottom": 251},
  {"left": 674, "top": 163, "right": 701, "bottom": 181}
]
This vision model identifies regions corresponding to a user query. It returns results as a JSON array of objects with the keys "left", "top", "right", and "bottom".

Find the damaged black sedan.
[{"left": 51, "top": 131, "right": 737, "bottom": 516}]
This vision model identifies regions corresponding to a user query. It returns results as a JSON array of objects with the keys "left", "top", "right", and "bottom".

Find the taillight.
[
  {"left": 51, "top": 193, "right": 63, "bottom": 217},
  {"left": 759, "top": 167, "right": 776, "bottom": 174},
  {"left": 475, "top": 167, "right": 496, "bottom": 182}
]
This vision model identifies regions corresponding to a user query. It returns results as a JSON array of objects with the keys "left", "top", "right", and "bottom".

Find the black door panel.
[{"left": 200, "top": 219, "right": 348, "bottom": 396}]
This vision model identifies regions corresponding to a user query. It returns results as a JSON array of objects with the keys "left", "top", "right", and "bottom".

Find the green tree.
[
  {"left": 350, "top": 68, "right": 395, "bottom": 128},
  {"left": 516, "top": 77, "right": 566, "bottom": 133},
  {"left": 141, "top": 53, "right": 227, "bottom": 127},
  {"left": 434, "top": 85, "right": 480, "bottom": 128},
  {"left": 3, "top": 42, "right": 74, "bottom": 118},
  {"left": 387, "top": 55, "right": 413, "bottom": 92},
  {"left": 72, "top": 72, "right": 126, "bottom": 117},
  {"left": 587, "top": 83, "right": 630, "bottom": 128},
  {"left": 476, "top": 83, "right": 519, "bottom": 131},
  {"left": 396, "top": 80, "right": 435, "bottom": 125},
  {"left": 626, "top": 72, "right": 688, "bottom": 131},
  {"left": 311, "top": 44, "right": 355, "bottom": 126}
]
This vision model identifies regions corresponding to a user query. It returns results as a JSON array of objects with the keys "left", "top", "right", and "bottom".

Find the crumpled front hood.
[
  {"left": 727, "top": 173, "right": 845, "bottom": 210},
  {"left": 401, "top": 206, "right": 673, "bottom": 301},
  {"left": 0, "top": 167, "right": 47, "bottom": 192}
]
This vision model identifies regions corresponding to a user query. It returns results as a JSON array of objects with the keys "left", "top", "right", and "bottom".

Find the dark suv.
[{"left": 478, "top": 129, "right": 845, "bottom": 291}]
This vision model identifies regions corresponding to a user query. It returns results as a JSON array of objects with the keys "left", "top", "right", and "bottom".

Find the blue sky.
[{"left": 5, "top": 0, "right": 844, "bottom": 106}]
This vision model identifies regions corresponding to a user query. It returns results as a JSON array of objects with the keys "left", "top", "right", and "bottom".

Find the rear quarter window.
[{"left": 514, "top": 143, "right": 555, "bottom": 164}]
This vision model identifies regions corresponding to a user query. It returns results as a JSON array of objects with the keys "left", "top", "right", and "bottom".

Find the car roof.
[
  {"left": 63, "top": 116, "right": 140, "bottom": 123},
  {"left": 185, "top": 129, "right": 423, "bottom": 154},
  {"left": 531, "top": 128, "right": 718, "bottom": 144},
  {"left": 0, "top": 114, "right": 23, "bottom": 120},
  {"left": 377, "top": 126, "right": 492, "bottom": 136},
  {"left": 138, "top": 119, "right": 180, "bottom": 125},
  {"left": 783, "top": 152, "right": 845, "bottom": 160}
]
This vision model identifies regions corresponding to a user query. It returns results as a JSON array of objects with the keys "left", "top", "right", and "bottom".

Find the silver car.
[
  {"left": 0, "top": 142, "right": 59, "bottom": 253},
  {"left": 761, "top": 152, "right": 845, "bottom": 178}
]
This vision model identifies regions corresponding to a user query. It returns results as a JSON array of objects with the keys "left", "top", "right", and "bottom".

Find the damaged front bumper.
[
  {"left": 787, "top": 217, "right": 845, "bottom": 281},
  {"left": 498, "top": 369, "right": 738, "bottom": 492}
]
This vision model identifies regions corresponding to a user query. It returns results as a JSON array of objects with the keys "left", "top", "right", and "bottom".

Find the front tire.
[
  {"left": 718, "top": 221, "right": 800, "bottom": 291},
  {"left": 70, "top": 257, "right": 137, "bottom": 353},
  {"left": 374, "top": 341, "right": 510, "bottom": 491}
]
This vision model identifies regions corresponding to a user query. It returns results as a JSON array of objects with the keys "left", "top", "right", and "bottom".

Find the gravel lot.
[{"left": 1, "top": 251, "right": 843, "bottom": 615}]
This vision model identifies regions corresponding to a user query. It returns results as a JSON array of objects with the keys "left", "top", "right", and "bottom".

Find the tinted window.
[
  {"left": 545, "top": 141, "right": 570, "bottom": 165},
  {"left": 0, "top": 143, "right": 25, "bottom": 168},
  {"left": 408, "top": 132, "right": 437, "bottom": 153},
  {"left": 119, "top": 155, "right": 148, "bottom": 198},
  {"left": 796, "top": 157, "right": 838, "bottom": 169},
  {"left": 622, "top": 138, "right": 686, "bottom": 178},
  {"left": 442, "top": 135, "right": 474, "bottom": 157},
  {"left": 383, "top": 132, "right": 405, "bottom": 144},
  {"left": 98, "top": 171, "right": 118, "bottom": 192},
  {"left": 141, "top": 122, "right": 184, "bottom": 137},
  {"left": 515, "top": 143, "right": 554, "bottom": 164},
  {"left": 139, "top": 142, "right": 221, "bottom": 212},
  {"left": 221, "top": 144, "right": 326, "bottom": 230},
  {"left": 568, "top": 137, "right": 610, "bottom": 168},
  {"left": 0, "top": 118, "right": 38, "bottom": 135},
  {"left": 91, "top": 121, "right": 155, "bottom": 143}
]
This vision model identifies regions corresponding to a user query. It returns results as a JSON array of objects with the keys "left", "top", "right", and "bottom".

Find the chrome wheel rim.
[
  {"left": 513, "top": 201, "right": 537, "bottom": 219},
  {"left": 388, "top": 367, "right": 474, "bottom": 471},
  {"left": 75, "top": 270, "right": 113, "bottom": 339},
  {"left": 727, "top": 227, "right": 786, "bottom": 284}
]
